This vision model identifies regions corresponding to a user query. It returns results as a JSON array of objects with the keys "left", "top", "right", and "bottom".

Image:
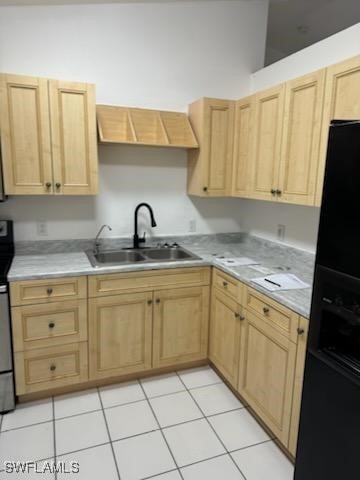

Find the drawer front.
[
  {"left": 212, "top": 268, "right": 241, "bottom": 301},
  {"left": 245, "top": 287, "right": 299, "bottom": 342},
  {"left": 14, "top": 342, "right": 88, "bottom": 395},
  {"left": 12, "top": 300, "right": 88, "bottom": 352},
  {"left": 88, "top": 267, "right": 211, "bottom": 297},
  {"left": 10, "top": 276, "right": 87, "bottom": 306}
]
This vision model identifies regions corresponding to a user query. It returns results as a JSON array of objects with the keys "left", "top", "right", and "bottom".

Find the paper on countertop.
[
  {"left": 251, "top": 273, "right": 310, "bottom": 292},
  {"left": 214, "top": 257, "right": 259, "bottom": 267}
]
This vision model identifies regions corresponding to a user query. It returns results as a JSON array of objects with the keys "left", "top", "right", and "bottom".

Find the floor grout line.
[
  {"left": 97, "top": 386, "right": 122, "bottom": 480},
  {"left": 175, "top": 371, "right": 249, "bottom": 480},
  {"left": 139, "top": 381, "right": 185, "bottom": 480}
]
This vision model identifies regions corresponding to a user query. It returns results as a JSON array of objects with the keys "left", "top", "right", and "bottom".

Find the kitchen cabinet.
[
  {"left": 288, "top": 316, "right": 309, "bottom": 456},
  {"left": 89, "top": 292, "right": 153, "bottom": 380},
  {"left": 315, "top": 55, "right": 360, "bottom": 205},
  {"left": 153, "top": 286, "right": 209, "bottom": 367},
  {"left": 0, "top": 73, "right": 98, "bottom": 195},
  {"left": 232, "top": 96, "right": 255, "bottom": 198},
  {"left": 187, "top": 98, "right": 234, "bottom": 197},
  {"left": 209, "top": 288, "right": 243, "bottom": 387},
  {"left": 238, "top": 310, "right": 297, "bottom": 446},
  {"left": 278, "top": 70, "right": 325, "bottom": 206},
  {"left": 248, "top": 84, "right": 285, "bottom": 201}
]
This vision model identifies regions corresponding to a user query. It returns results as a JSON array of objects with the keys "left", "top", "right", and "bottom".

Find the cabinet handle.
[
  {"left": 147, "top": 299, "right": 152, "bottom": 305},
  {"left": 297, "top": 327, "right": 305, "bottom": 335},
  {"left": 239, "top": 315, "right": 245, "bottom": 321},
  {"left": 48, "top": 322, "right": 55, "bottom": 329},
  {"left": 50, "top": 364, "right": 56, "bottom": 372},
  {"left": 46, "top": 182, "right": 52, "bottom": 190},
  {"left": 203, "top": 186, "right": 208, "bottom": 192},
  {"left": 223, "top": 281, "right": 228, "bottom": 288},
  {"left": 234, "top": 312, "right": 240, "bottom": 318},
  {"left": 270, "top": 189, "right": 276, "bottom": 195},
  {"left": 263, "top": 307, "right": 270, "bottom": 315},
  {"left": 276, "top": 189, "right": 282, "bottom": 196},
  {"left": 156, "top": 298, "right": 160, "bottom": 304},
  {"left": 47, "top": 288, "right": 53, "bottom": 295},
  {"left": 55, "top": 182, "right": 61, "bottom": 190}
]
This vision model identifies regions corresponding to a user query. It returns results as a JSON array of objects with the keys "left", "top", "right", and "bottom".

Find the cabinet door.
[
  {"left": 278, "top": 70, "right": 325, "bottom": 206},
  {"left": 0, "top": 74, "right": 53, "bottom": 194},
  {"left": 153, "top": 286, "right": 209, "bottom": 368},
  {"left": 238, "top": 311, "right": 296, "bottom": 446},
  {"left": 248, "top": 84, "right": 285, "bottom": 201},
  {"left": 316, "top": 55, "right": 360, "bottom": 205},
  {"left": 49, "top": 80, "right": 98, "bottom": 195},
  {"left": 209, "top": 289, "right": 242, "bottom": 387},
  {"left": 288, "top": 316, "right": 309, "bottom": 457},
  {"left": 232, "top": 96, "right": 254, "bottom": 198},
  {"left": 89, "top": 292, "right": 153, "bottom": 380}
]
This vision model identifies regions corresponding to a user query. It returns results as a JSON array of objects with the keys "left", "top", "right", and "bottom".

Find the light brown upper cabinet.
[
  {"left": 315, "top": 55, "right": 360, "bottom": 205},
  {"left": 232, "top": 96, "right": 255, "bottom": 198},
  {"left": 187, "top": 98, "right": 234, "bottom": 196},
  {"left": 0, "top": 74, "right": 98, "bottom": 195},
  {"left": 277, "top": 69, "right": 326, "bottom": 206},
  {"left": 247, "top": 84, "right": 285, "bottom": 201}
]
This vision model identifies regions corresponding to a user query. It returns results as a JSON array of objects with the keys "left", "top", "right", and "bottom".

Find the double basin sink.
[{"left": 86, "top": 246, "right": 201, "bottom": 268}]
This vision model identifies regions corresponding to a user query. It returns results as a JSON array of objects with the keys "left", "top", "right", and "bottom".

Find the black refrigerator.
[{"left": 295, "top": 120, "right": 360, "bottom": 479}]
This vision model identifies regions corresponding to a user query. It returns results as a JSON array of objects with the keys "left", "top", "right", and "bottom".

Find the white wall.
[
  {"left": 0, "top": 0, "right": 268, "bottom": 241},
  {"left": 242, "top": 23, "right": 360, "bottom": 253}
]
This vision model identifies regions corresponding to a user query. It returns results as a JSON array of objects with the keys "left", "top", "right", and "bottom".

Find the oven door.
[{"left": 0, "top": 285, "right": 12, "bottom": 372}]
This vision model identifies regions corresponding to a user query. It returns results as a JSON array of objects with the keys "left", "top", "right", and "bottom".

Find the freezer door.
[
  {"left": 0, "top": 288, "right": 12, "bottom": 372},
  {"left": 0, "top": 372, "right": 15, "bottom": 413}
]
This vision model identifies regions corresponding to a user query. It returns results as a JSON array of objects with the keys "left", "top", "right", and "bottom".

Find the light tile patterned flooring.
[{"left": 0, "top": 366, "right": 294, "bottom": 479}]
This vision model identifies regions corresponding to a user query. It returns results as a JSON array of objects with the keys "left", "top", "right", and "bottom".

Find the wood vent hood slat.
[{"left": 97, "top": 104, "right": 198, "bottom": 149}]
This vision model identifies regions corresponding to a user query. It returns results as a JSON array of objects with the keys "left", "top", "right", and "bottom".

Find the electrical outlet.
[
  {"left": 277, "top": 224, "right": 285, "bottom": 241},
  {"left": 189, "top": 219, "right": 197, "bottom": 233},
  {"left": 37, "top": 222, "right": 48, "bottom": 237}
]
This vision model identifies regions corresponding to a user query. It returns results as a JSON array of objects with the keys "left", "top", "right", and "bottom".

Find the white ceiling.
[{"left": 266, "top": 0, "right": 360, "bottom": 64}]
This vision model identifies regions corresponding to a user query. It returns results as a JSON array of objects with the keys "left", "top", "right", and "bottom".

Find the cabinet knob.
[
  {"left": 270, "top": 189, "right": 276, "bottom": 195},
  {"left": 50, "top": 364, "right": 56, "bottom": 372},
  {"left": 223, "top": 281, "right": 228, "bottom": 288},
  {"left": 203, "top": 186, "right": 208, "bottom": 192},
  {"left": 276, "top": 189, "right": 282, "bottom": 196},
  {"left": 239, "top": 315, "right": 245, "bottom": 321},
  {"left": 234, "top": 312, "right": 240, "bottom": 318},
  {"left": 147, "top": 299, "right": 152, "bottom": 305},
  {"left": 263, "top": 307, "right": 270, "bottom": 315},
  {"left": 297, "top": 327, "right": 305, "bottom": 335},
  {"left": 48, "top": 322, "right": 55, "bottom": 329},
  {"left": 47, "top": 288, "right": 53, "bottom": 295},
  {"left": 46, "top": 182, "right": 52, "bottom": 190},
  {"left": 156, "top": 298, "right": 160, "bottom": 304},
  {"left": 55, "top": 182, "right": 61, "bottom": 190}
]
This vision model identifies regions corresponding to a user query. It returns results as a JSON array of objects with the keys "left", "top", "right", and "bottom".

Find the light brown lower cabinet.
[
  {"left": 209, "top": 288, "right": 243, "bottom": 387},
  {"left": 88, "top": 291, "right": 153, "bottom": 380},
  {"left": 288, "top": 316, "right": 309, "bottom": 456},
  {"left": 238, "top": 310, "right": 297, "bottom": 446},
  {"left": 152, "top": 286, "right": 210, "bottom": 368}
]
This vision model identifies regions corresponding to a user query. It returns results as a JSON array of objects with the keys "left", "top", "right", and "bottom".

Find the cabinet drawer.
[
  {"left": 14, "top": 342, "right": 88, "bottom": 395},
  {"left": 12, "top": 300, "right": 87, "bottom": 352},
  {"left": 212, "top": 268, "right": 241, "bottom": 301},
  {"left": 10, "top": 276, "right": 87, "bottom": 306},
  {"left": 88, "top": 267, "right": 210, "bottom": 297},
  {"left": 245, "top": 287, "right": 299, "bottom": 342}
]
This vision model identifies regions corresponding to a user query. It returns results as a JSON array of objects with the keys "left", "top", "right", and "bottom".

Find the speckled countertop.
[{"left": 9, "top": 233, "right": 315, "bottom": 318}]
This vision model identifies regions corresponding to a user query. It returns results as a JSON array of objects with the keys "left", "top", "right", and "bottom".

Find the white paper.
[
  {"left": 214, "top": 257, "right": 258, "bottom": 267},
  {"left": 251, "top": 273, "right": 310, "bottom": 292}
]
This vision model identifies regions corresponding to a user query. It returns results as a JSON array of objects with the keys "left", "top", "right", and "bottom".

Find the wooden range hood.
[{"left": 97, "top": 104, "right": 198, "bottom": 149}]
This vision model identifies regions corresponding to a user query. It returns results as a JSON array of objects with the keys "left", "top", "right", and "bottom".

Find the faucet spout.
[
  {"left": 133, "top": 203, "right": 157, "bottom": 248},
  {"left": 94, "top": 224, "right": 112, "bottom": 253}
]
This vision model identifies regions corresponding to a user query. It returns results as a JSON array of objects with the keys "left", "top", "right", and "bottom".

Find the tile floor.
[{"left": 0, "top": 366, "right": 294, "bottom": 480}]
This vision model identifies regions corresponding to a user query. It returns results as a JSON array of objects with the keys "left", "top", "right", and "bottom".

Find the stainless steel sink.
[{"left": 86, "top": 246, "right": 200, "bottom": 268}]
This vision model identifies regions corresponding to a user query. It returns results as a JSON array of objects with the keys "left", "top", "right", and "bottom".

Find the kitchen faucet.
[
  {"left": 133, "top": 203, "right": 157, "bottom": 248},
  {"left": 93, "top": 224, "right": 112, "bottom": 253}
]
